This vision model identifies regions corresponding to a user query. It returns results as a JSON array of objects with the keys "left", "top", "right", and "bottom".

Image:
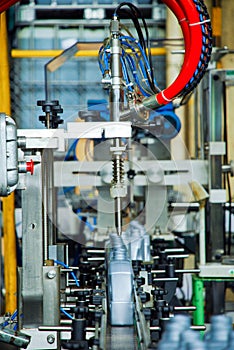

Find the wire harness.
[{"left": 98, "top": 1, "right": 212, "bottom": 110}]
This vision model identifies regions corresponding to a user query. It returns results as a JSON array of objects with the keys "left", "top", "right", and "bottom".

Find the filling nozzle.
[
  {"left": 115, "top": 196, "right": 122, "bottom": 236},
  {"left": 109, "top": 14, "right": 126, "bottom": 235}
]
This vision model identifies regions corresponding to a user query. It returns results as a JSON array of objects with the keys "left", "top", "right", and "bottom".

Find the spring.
[{"left": 112, "top": 155, "right": 124, "bottom": 184}]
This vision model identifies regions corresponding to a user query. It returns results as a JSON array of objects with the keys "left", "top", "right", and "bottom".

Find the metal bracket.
[{"left": 0, "top": 113, "right": 18, "bottom": 196}]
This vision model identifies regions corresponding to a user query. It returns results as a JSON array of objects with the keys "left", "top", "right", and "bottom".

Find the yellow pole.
[
  {"left": 0, "top": 12, "right": 17, "bottom": 313},
  {"left": 11, "top": 47, "right": 166, "bottom": 58},
  {"left": 212, "top": 0, "right": 222, "bottom": 48}
]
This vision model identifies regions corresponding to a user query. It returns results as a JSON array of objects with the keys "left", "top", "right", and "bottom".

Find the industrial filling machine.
[{"left": 1, "top": 0, "right": 234, "bottom": 349}]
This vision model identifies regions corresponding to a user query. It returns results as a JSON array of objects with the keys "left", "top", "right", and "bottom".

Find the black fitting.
[{"left": 37, "top": 99, "right": 63, "bottom": 128}]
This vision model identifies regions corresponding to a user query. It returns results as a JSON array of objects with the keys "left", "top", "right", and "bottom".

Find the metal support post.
[
  {"left": 21, "top": 159, "right": 44, "bottom": 327},
  {"left": 42, "top": 149, "right": 57, "bottom": 260},
  {"left": 43, "top": 265, "right": 60, "bottom": 326},
  {"left": 200, "top": 70, "right": 227, "bottom": 261}
]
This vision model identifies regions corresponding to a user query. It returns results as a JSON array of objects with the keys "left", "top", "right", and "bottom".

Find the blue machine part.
[
  {"left": 149, "top": 102, "right": 181, "bottom": 139},
  {"left": 87, "top": 99, "right": 109, "bottom": 121}
]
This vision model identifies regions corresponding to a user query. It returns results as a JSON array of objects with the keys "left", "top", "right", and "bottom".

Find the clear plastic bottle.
[
  {"left": 158, "top": 315, "right": 191, "bottom": 350},
  {"left": 224, "top": 331, "right": 234, "bottom": 350},
  {"left": 205, "top": 315, "right": 232, "bottom": 350},
  {"left": 158, "top": 322, "right": 182, "bottom": 350},
  {"left": 180, "top": 329, "right": 201, "bottom": 350},
  {"left": 170, "top": 314, "right": 192, "bottom": 329},
  {"left": 187, "top": 340, "right": 207, "bottom": 350}
]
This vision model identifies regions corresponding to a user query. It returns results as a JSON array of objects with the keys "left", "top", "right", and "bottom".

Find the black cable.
[
  {"left": 120, "top": 8, "right": 146, "bottom": 51},
  {"left": 115, "top": 2, "right": 158, "bottom": 93},
  {"left": 227, "top": 174, "right": 232, "bottom": 255},
  {"left": 117, "top": 7, "right": 153, "bottom": 92},
  {"left": 179, "top": 91, "right": 194, "bottom": 106},
  {"left": 115, "top": 3, "right": 146, "bottom": 50},
  {"left": 179, "top": 0, "right": 213, "bottom": 98}
]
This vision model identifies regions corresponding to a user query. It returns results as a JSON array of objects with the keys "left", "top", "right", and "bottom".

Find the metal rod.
[
  {"left": 175, "top": 269, "right": 200, "bottom": 274},
  {"left": 115, "top": 196, "right": 122, "bottom": 236},
  {"left": 39, "top": 326, "right": 72, "bottom": 332},
  {"left": 87, "top": 257, "right": 105, "bottom": 261},
  {"left": 199, "top": 206, "right": 206, "bottom": 265},
  {"left": 190, "top": 325, "right": 206, "bottom": 331},
  {"left": 167, "top": 254, "right": 189, "bottom": 259},
  {"left": 151, "top": 269, "right": 200, "bottom": 274},
  {"left": 163, "top": 248, "right": 184, "bottom": 253},
  {"left": 174, "top": 306, "right": 196, "bottom": 311},
  {"left": 149, "top": 326, "right": 161, "bottom": 331},
  {"left": 109, "top": 17, "right": 124, "bottom": 236},
  {"left": 60, "top": 319, "right": 72, "bottom": 325},
  {"left": 86, "top": 249, "right": 105, "bottom": 254},
  {"left": 153, "top": 278, "right": 178, "bottom": 282}
]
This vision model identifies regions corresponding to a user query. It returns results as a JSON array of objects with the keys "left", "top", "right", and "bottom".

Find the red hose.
[
  {"left": 143, "top": 0, "right": 203, "bottom": 108},
  {"left": 157, "top": 0, "right": 202, "bottom": 104},
  {"left": 0, "top": 0, "right": 20, "bottom": 13},
  {"left": 164, "top": 0, "right": 191, "bottom": 64}
]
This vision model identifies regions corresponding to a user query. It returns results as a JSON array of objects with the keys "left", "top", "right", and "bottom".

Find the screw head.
[
  {"left": 47, "top": 334, "right": 55, "bottom": 344},
  {"left": 47, "top": 269, "right": 56, "bottom": 279}
]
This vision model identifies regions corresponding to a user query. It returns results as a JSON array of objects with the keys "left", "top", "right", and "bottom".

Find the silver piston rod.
[{"left": 109, "top": 16, "right": 126, "bottom": 236}]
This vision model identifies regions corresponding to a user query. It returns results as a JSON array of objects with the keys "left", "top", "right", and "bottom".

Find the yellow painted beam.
[
  {"left": 0, "top": 12, "right": 17, "bottom": 314},
  {"left": 212, "top": 5, "right": 222, "bottom": 48},
  {"left": 11, "top": 47, "right": 166, "bottom": 59},
  {"left": 0, "top": 17, "right": 11, "bottom": 111},
  {"left": 2, "top": 194, "right": 17, "bottom": 313}
]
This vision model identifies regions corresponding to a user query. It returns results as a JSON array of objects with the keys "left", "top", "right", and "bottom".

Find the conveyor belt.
[{"left": 106, "top": 326, "right": 137, "bottom": 350}]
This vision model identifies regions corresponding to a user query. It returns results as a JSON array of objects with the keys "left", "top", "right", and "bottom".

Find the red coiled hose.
[
  {"left": 143, "top": 0, "right": 209, "bottom": 109},
  {"left": 0, "top": 0, "right": 19, "bottom": 13}
]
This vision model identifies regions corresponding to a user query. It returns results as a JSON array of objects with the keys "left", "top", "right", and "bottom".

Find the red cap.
[{"left": 26, "top": 159, "right": 34, "bottom": 175}]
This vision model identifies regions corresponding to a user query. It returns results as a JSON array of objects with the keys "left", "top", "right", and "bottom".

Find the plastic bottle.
[
  {"left": 205, "top": 315, "right": 232, "bottom": 350},
  {"left": 158, "top": 315, "right": 191, "bottom": 350},
  {"left": 187, "top": 340, "right": 207, "bottom": 350},
  {"left": 158, "top": 322, "right": 182, "bottom": 350},
  {"left": 180, "top": 329, "right": 201, "bottom": 350},
  {"left": 224, "top": 330, "right": 234, "bottom": 350}
]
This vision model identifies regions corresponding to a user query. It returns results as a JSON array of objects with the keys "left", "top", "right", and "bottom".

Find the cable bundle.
[
  {"left": 185, "top": 0, "right": 213, "bottom": 93},
  {"left": 98, "top": 2, "right": 160, "bottom": 99},
  {"left": 99, "top": 1, "right": 212, "bottom": 110}
]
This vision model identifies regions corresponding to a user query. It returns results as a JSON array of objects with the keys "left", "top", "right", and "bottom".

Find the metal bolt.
[
  {"left": 47, "top": 270, "right": 56, "bottom": 279},
  {"left": 47, "top": 334, "right": 55, "bottom": 344}
]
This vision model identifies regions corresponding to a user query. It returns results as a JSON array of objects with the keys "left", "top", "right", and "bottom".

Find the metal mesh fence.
[
  {"left": 10, "top": 56, "right": 108, "bottom": 128},
  {"left": 10, "top": 53, "right": 165, "bottom": 128}
]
